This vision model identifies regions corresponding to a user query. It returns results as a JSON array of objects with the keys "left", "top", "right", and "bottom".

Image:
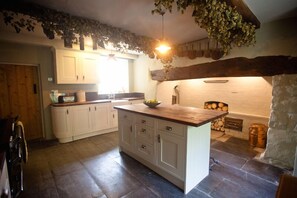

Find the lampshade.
[
  {"left": 155, "top": 12, "right": 171, "bottom": 54},
  {"left": 155, "top": 40, "right": 171, "bottom": 54}
]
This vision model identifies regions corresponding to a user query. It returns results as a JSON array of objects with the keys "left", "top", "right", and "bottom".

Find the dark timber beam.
[
  {"left": 150, "top": 56, "right": 297, "bottom": 81},
  {"left": 226, "top": 0, "right": 261, "bottom": 28}
]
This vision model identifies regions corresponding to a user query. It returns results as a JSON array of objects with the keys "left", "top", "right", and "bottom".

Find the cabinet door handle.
[
  {"left": 89, "top": 107, "right": 91, "bottom": 111},
  {"left": 76, "top": 75, "right": 78, "bottom": 80},
  {"left": 66, "top": 109, "right": 69, "bottom": 114},
  {"left": 157, "top": 134, "right": 160, "bottom": 143},
  {"left": 95, "top": 106, "right": 97, "bottom": 111},
  {"left": 113, "top": 114, "right": 115, "bottom": 118},
  {"left": 141, "top": 120, "right": 146, "bottom": 124},
  {"left": 141, "top": 144, "right": 146, "bottom": 149},
  {"left": 130, "top": 126, "right": 132, "bottom": 132},
  {"left": 141, "top": 128, "right": 146, "bottom": 133},
  {"left": 166, "top": 126, "right": 172, "bottom": 131},
  {"left": 83, "top": 75, "right": 85, "bottom": 80}
]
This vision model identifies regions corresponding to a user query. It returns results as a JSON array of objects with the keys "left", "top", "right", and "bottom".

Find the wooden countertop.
[
  {"left": 51, "top": 97, "right": 144, "bottom": 107},
  {"left": 114, "top": 104, "right": 228, "bottom": 127},
  {"left": 51, "top": 99, "right": 111, "bottom": 107}
]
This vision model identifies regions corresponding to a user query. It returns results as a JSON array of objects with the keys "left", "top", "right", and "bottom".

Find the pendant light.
[{"left": 155, "top": 11, "right": 171, "bottom": 54}]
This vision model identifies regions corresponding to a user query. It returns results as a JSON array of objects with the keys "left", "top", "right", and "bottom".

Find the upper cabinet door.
[
  {"left": 54, "top": 49, "right": 99, "bottom": 84},
  {"left": 80, "top": 53, "right": 99, "bottom": 84},
  {"left": 55, "top": 49, "right": 80, "bottom": 84}
]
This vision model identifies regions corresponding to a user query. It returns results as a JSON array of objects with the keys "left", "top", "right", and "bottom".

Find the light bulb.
[{"left": 155, "top": 41, "right": 171, "bottom": 54}]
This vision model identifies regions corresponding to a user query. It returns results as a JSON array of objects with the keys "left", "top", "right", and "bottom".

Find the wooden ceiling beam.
[
  {"left": 150, "top": 56, "right": 297, "bottom": 81},
  {"left": 225, "top": 0, "right": 261, "bottom": 28}
]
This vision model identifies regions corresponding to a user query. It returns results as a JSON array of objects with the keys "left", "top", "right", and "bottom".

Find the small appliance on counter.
[
  {"left": 76, "top": 90, "right": 86, "bottom": 102},
  {"left": 49, "top": 90, "right": 65, "bottom": 104}
]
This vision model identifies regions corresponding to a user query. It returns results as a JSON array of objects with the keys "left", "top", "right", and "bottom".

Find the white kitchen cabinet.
[
  {"left": 129, "top": 99, "right": 144, "bottom": 104},
  {"left": 110, "top": 100, "right": 130, "bottom": 129},
  {"left": 118, "top": 111, "right": 135, "bottom": 153},
  {"left": 91, "top": 103, "right": 110, "bottom": 131},
  {"left": 72, "top": 105, "right": 92, "bottom": 136},
  {"left": 156, "top": 122, "right": 186, "bottom": 180},
  {"left": 51, "top": 106, "right": 73, "bottom": 143},
  {"left": 54, "top": 49, "right": 99, "bottom": 84},
  {"left": 135, "top": 115, "right": 155, "bottom": 163},
  {"left": 79, "top": 53, "right": 99, "bottom": 84},
  {"left": 110, "top": 110, "right": 118, "bottom": 128},
  {"left": 117, "top": 108, "right": 213, "bottom": 194},
  {"left": 51, "top": 102, "right": 116, "bottom": 143}
]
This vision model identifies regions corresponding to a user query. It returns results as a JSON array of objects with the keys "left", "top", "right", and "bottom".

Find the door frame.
[{"left": 0, "top": 62, "right": 45, "bottom": 139}]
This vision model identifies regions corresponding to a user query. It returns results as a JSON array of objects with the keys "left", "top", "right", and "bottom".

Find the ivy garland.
[
  {"left": 0, "top": 1, "right": 256, "bottom": 60},
  {"left": 0, "top": 2, "right": 157, "bottom": 55},
  {"left": 152, "top": 0, "right": 257, "bottom": 54}
]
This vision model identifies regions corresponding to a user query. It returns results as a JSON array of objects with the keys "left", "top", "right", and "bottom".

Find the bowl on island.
[{"left": 143, "top": 99, "right": 161, "bottom": 108}]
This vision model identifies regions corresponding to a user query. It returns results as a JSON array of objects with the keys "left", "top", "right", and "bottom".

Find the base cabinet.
[
  {"left": 118, "top": 109, "right": 211, "bottom": 194},
  {"left": 51, "top": 103, "right": 115, "bottom": 143},
  {"left": 72, "top": 105, "right": 92, "bottom": 136},
  {"left": 118, "top": 111, "right": 135, "bottom": 153},
  {"left": 51, "top": 107, "right": 72, "bottom": 142},
  {"left": 157, "top": 132, "right": 185, "bottom": 180}
]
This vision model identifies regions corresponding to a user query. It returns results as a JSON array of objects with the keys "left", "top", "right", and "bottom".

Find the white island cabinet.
[{"left": 116, "top": 104, "right": 227, "bottom": 194}]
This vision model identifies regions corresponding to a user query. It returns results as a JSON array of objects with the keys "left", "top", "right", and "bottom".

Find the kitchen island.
[{"left": 115, "top": 104, "right": 228, "bottom": 194}]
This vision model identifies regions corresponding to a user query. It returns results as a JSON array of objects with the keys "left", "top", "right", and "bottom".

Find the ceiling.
[{"left": 18, "top": 0, "right": 297, "bottom": 45}]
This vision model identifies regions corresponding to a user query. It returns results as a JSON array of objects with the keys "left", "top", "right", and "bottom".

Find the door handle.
[
  {"left": 33, "top": 84, "right": 37, "bottom": 94},
  {"left": 157, "top": 134, "right": 160, "bottom": 143}
]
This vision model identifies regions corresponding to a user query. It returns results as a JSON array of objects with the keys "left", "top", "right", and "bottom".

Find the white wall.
[
  {"left": 132, "top": 17, "right": 297, "bottom": 139},
  {"left": 133, "top": 17, "right": 297, "bottom": 112}
]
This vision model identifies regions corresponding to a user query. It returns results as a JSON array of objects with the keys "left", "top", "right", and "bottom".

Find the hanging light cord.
[{"left": 161, "top": 11, "right": 165, "bottom": 40}]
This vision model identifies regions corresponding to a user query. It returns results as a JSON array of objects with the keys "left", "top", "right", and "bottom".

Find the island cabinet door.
[
  {"left": 118, "top": 111, "right": 135, "bottom": 152},
  {"left": 156, "top": 131, "right": 186, "bottom": 180}
]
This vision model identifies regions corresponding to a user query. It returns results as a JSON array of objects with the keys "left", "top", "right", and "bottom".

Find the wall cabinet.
[
  {"left": 51, "top": 102, "right": 114, "bottom": 143},
  {"left": 54, "top": 49, "right": 99, "bottom": 84}
]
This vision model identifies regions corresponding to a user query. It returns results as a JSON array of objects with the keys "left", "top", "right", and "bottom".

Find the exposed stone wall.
[{"left": 261, "top": 74, "right": 297, "bottom": 168}]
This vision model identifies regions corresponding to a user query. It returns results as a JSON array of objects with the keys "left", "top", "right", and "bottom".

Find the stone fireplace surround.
[
  {"left": 260, "top": 74, "right": 297, "bottom": 169},
  {"left": 156, "top": 74, "right": 297, "bottom": 170}
]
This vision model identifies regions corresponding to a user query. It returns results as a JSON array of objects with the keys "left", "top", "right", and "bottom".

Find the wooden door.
[{"left": 0, "top": 64, "right": 43, "bottom": 140}]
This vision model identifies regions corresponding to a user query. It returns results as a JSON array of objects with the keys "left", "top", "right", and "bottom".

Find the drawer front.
[
  {"left": 135, "top": 125, "right": 154, "bottom": 144},
  {"left": 157, "top": 120, "right": 185, "bottom": 137},
  {"left": 135, "top": 115, "right": 154, "bottom": 127},
  {"left": 135, "top": 140, "right": 154, "bottom": 163}
]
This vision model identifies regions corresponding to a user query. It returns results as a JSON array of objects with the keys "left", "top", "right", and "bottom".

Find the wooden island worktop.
[
  {"left": 114, "top": 103, "right": 228, "bottom": 127},
  {"left": 115, "top": 104, "right": 228, "bottom": 194}
]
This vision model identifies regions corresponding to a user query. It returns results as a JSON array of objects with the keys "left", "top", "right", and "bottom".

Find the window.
[{"left": 97, "top": 56, "right": 129, "bottom": 94}]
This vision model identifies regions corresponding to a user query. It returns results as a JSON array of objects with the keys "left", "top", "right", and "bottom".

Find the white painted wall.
[{"left": 132, "top": 17, "right": 297, "bottom": 141}]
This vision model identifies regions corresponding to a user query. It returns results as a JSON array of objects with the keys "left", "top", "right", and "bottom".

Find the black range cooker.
[{"left": 0, "top": 117, "right": 27, "bottom": 198}]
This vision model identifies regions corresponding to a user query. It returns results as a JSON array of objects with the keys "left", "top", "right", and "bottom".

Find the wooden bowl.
[{"left": 143, "top": 101, "right": 161, "bottom": 108}]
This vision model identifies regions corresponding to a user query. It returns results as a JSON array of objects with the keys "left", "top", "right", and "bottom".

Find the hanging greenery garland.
[
  {"left": 152, "top": 0, "right": 257, "bottom": 54},
  {"left": 0, "top": 1, "right": 157, "bottom": 55},
  {"left": 0, "top": 1, "right": 256, "bottom": 60}
]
